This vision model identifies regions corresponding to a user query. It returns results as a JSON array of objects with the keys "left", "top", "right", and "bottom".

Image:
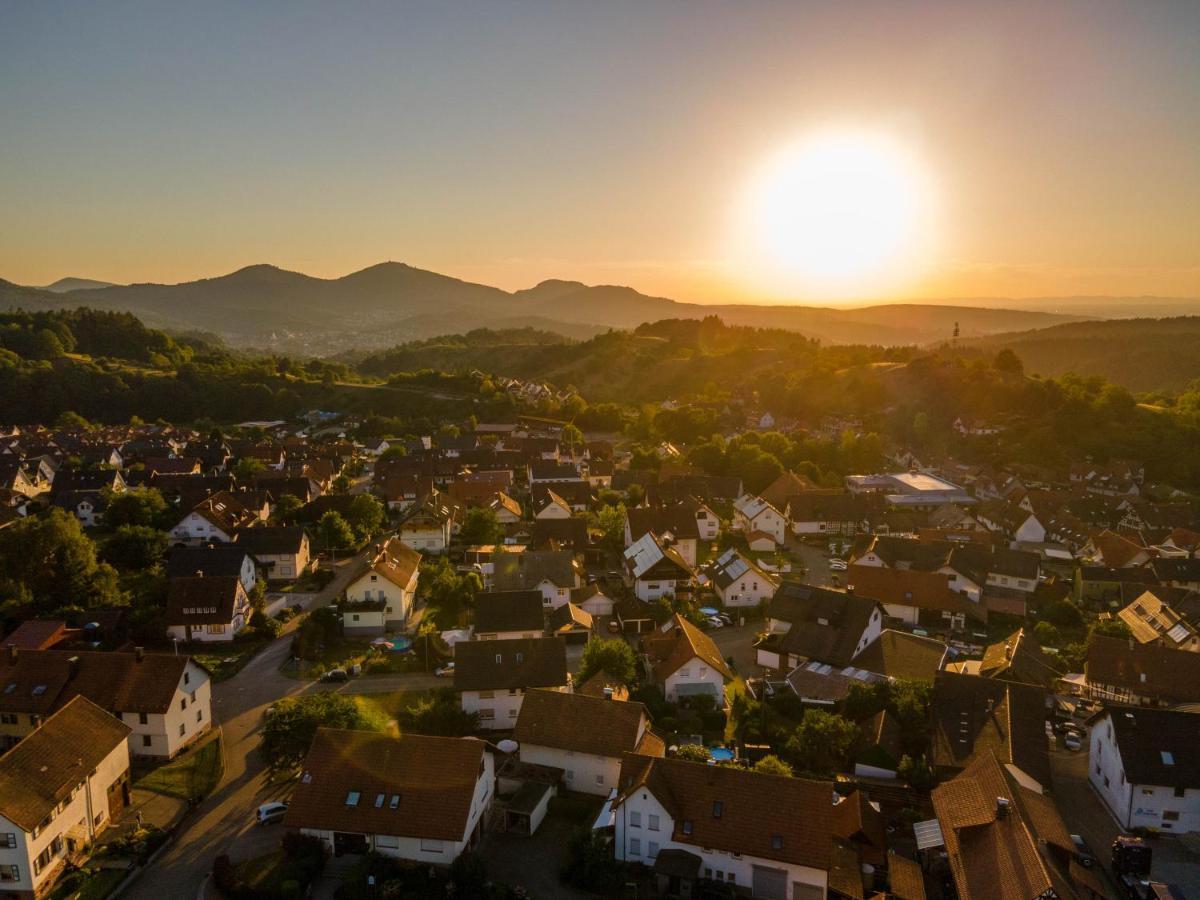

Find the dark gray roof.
[
  {"left": 493, "top": 550, "right": 578, "bottom": 591},
  {"left": 1105, "top": 707, "right": 1200, "bottom": 789},
  {"left": 234, "top": 526, "right": 307, "bottom": 555},
  {"left": 765, "top": 581, "right": 882, "bottom": 667},
  {"left": 453, "top": 637, "right": 568, "bottom": 692},
  {"left": 474, "top": 591, "right": 546, "bottom": 634},
  {"left": 167, "top": 544, "right": 253, "bottom": 580}
]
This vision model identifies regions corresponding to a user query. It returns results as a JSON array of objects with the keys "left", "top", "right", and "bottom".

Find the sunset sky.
[{"left": 2, "top": 1, "right": 1197, "bottom": 304}]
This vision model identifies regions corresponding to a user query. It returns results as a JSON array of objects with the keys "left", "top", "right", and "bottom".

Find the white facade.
[
  {"left": 301, "top": 753, "right": 493, "bottom": 865},
  {"left": 166, "top": 589, "right": 250, "bottom": 643},
  {"left": 170, "top": 511, "right": 234, "bottom": 544},
  {"left": 733, "top": 496, "right": 788, "bottom": 546},
  {"left": 662, "top": 658, "right": 728, "bottom": 705},
  {"left": 120, "top": 660, "right": 212, "bottom": 758},
  {"left": 1090, "top": 717, "right": 1200, "bottom": 834},
  {"left": 462, "top": 687, "right": 526, "bottom": 729},
  {"left": 0, "top": 741, "right": 129, "bottom": 897},
  {"left": 712, "top": 571, "right": 777, "bottom": 608},
  {"left": 519, "top": 743, "right": 621, "bottom": 796},
  {"left": 400, "top": 523, "right": 450, "bottom": 554},
  {"left": 613, "top": 788, "right": 827, "bottom": 899},
  {"left": 345, "top": 566, "right": 419, "bottom": 631}
]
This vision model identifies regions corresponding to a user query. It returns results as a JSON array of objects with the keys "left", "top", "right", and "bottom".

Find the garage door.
[{"left": 752, "top": 864, "right": 788, "bottom": 900}]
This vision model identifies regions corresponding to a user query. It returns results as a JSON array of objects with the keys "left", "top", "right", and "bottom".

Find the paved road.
[{"left": 125, "top": 550, "right": 440, "bottom": 899}]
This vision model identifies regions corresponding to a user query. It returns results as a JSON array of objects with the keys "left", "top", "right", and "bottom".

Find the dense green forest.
[{"left": 971, "top": 317, "right": 1200, "bottom": 393}]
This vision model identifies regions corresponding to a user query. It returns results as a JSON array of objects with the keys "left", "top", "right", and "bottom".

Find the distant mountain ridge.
[
  {"left": 42, "top": 276, "right": 117, "bottom": 293},
  {"left": 0, "top": 261, "right": 1162, "bottom": 354}
]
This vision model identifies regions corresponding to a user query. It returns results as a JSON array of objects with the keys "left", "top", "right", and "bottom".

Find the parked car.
[
  {"left": 434, "top": 662, "right": 456, "bottom": 677},
  {"left": 321, "top": 668, "right": 349, "bottom": 683},
  {"left": 1071, "top": 834, "right": 1096, "bottom": 868},
  {"left": 705, "top": 616, "right": 725, "bottom": 629},
  {"left": 1063, "top": 732, "right": 1083, "bottom": 751},
  {"left": 829, "top": 559, "right": 848, "bottom": 571},
  {"left": 256, "top": 802, "right": 289, "bottom": 825}
]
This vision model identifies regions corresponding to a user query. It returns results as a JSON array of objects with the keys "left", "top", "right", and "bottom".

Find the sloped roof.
[
  {"left": 1086, "top": 634, "right": 1200, "bottom": 703},
  {"left": 851, "top": 630, "right": 948, "bottom": 682},
  {"left": 493, "top": 549, "right": 579, "bottom": 591},
  {"left": 845, "top": 565, "right": 976, "bottom": 618},
  {"left": 474, "top": 590, "right": 546, "bottom": 634},
  {"left": 0, "top": 696, "right": 130, "bottom": 831},
  {"left": 766, "top": 581, "right": 882, "bottom": 668},
  {"left": 642, "top": 614, "right": 732, "bottom": 683},
  {"left": 514, "top": 689, "right": 659, "bottom": 758},
  {"left": 284, "top": 729, "right": 484, "bottom": 841},
  {"left": 0, "top": 649, "right": 196, "bottom": 716},
  {"left": 166, "top": 574, "right": 245, "bottom": 624},
  {"left": 977, "top": 629, "right": 1060, "bottom": 688},
  {"left": 615, "top": 753, "right": 838, "bottom": 870},
  {"left": 453, "top": 637, "right": 567, "bottom": 692},
  {"left": 1102, "top": 707, "right": 1200, "bottom": 789}
]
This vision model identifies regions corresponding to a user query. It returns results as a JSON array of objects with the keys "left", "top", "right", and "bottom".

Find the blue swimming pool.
[
  {"left": 386, "top": 636, "right": 413, "bottom": 653},
  {"left": 709, "top": 747, "right": 734, "bottom": 762}
]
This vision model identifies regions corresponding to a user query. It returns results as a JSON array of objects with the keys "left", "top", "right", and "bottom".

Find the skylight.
[
  {"left": 346, "top": 791, "right": 360, "bottom": 807},
  {"left": 771, "top": 834, "right": 783, "bottom": 850},
  {"left": 375, "top": 793, "right": 385, "bottom": 808},
  {"left": 1161, "top": 751, "right": 1175, "bottom": 765},
  {"left": 390, "top": 794, "right": 401, "bottom": 809},
  {"left": 712, "top": 800, "right": 723, "bottom": 818}
]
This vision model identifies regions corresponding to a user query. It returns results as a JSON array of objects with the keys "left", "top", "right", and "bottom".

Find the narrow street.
[{"left": 123, "top": 549, "right": 393, "bottom": 899}]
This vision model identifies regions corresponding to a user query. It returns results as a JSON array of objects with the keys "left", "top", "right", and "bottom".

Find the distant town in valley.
[{"left": 3, "top": 2, "right": 1198, "bottom": 899}]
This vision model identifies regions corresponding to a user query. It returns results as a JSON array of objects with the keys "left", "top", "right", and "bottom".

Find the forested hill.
[{"left": 971, "top": 317, "right": 1200, "bottom": 393}]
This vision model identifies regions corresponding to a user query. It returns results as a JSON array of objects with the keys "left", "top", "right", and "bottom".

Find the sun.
[{"left": 737, "top": 130, "right": 935, "bottom": 297}]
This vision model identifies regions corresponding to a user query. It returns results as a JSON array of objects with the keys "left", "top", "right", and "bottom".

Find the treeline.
[{"left": 0, "top": 308, "right": 195, "bottom": 366}]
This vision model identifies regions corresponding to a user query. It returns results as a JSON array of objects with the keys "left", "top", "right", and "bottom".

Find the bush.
[
  {"left": 561, "top": 828, "right": 623, "bottom": 893},
  {"left": 251, "top": 609, "right": 283, "bottom": 638}
]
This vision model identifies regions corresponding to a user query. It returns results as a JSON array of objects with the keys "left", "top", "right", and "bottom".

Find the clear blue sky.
[{"left": 2, "top": 0, "right": 1197, "bottom": 301}]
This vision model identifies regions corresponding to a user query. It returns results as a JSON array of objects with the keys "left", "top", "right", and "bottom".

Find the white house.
[
  {"left": 169, "top": 492, "right": 260, "bottom": 545},
  {"left": 454, "top": 637, "right": 569, "bottom": 729},
  {"left": 0, "top": 697, "right": 132, "bottom": 898},
  {"left": 234, "top": 526, "right": 311, "bottom": 582},
  {"left": 613, "top": 755, "right": 874, "bottom": 900},
  {"left": 701, "top": 548, "right": 778, "bottom": 608},
  {"left": 624, "top": 534, "right": 694, "bottom": 603},
  {"left": 642, "top": 615, "right": 732, "bottom": 706},
  {"left": 286, "top": 729, "right": 493, "bottom": 862},
  {"left": 342, "top": 536, "right": 422, "bottom": 635},
  {"left": 1089, "top": 707, "right": 1200, "bottom": 835},
  {"left": 514, "top": 690, "right": 665, "bottom": 796},
  {"left": 732, "top": 495, "right": 788, "bottom": 548},
  {"left": 473, "top": 591, "right": 546, "bottom": 641},
  {"left": 165, "top": 574, "right": 251, "bottom": 642},
  {"left": 398, "top": 493, "right": 459, "bottom": 554},
  {"left": 534, "top": 490, "right": 573, "bottom": 520}
]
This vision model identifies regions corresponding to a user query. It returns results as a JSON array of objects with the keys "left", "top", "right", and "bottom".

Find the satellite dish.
[{"left": 496, "top": 739, "right": 519, "bottom": 754}]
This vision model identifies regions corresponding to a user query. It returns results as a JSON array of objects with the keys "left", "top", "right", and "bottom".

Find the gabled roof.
[
  {"left": 851, "top": 630, "right": 948, "bottom": 682},
  {"left": 234, "top": 526, "right": 308, "bottom": 556},
  {"left": 284, "top": 729, "right": 485, "bottom": 842},
  {"left": 765, "top": 581, "right": 882, "bottom": 668},
  {"left": 514, "top": 689, "right": 662, "bottom": 758},
  {"left": 976, "top": 629, "right": 1060, "bottom": 688},
  {"left": 626, "top": 505, "right": 700, "bottom": 543},
  {"left": 930, "top": 672, "right": 1051, "bottom": 790},
  {"left": 703, "top": 547, "right": 774, "bottom": 592},
  {"left": 614, "top": 754, "right": 838, "bottom": 870},
  {"left": 1100, "top": 707, "right": 1200, "bottom": 789},
  {"left": 166, "top": 574, "right": 246, "bottom": 624},
  {"left": 166, "top": 544, "right": 254, "bottom": 580},
  {"left": 453, "top": 637, "right": 568, "bottom": 692},
  {"left": 346, "top": 535, "right": 421, "bottom": 591},
  {"left": 931, "top": 750, "right": 1075, "bottom": 900},
  {"left": 760, "top": 470, "right": 820, "bottom": 509},
  {"left": 474, "top": 590, "right": 546, "bottom": 634},
  {"left": 1086, "top": 634, "right": 1200, "bottom": 703},
  {"left": 0, "top": 649, "right": 197, "bottom": 716},
  {"left": 845, "top": 565, "right": 976, "bottom": 619},
  {"left": 642, "top": 614, "right": 732, "bottom": 683},
  {"left": 1118, "top": 588, "right": 1200, "bottom": 649},
  {"left": 493, "top": 549, "right": 580, "bottom": 591},
  {"left": 624, "top": 532, "right": 692, "bottom": 581},
  {"left": 0, "top": 696, "right": 130, "bottom": 832},
  {"left": 733, "top": 493, "right": 784, "bottom": 522}
]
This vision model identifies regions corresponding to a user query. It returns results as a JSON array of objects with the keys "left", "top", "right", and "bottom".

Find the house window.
[
  {"left": 375, "top": 835, "right": 400, "bottom": 849},
  {"left": 180, "top": 698, "right": 187, "bottom": 711},
  {"left": 596, "top": 774, "right": 604, "bottom": 786},
  {"left": 771, "top": 835, "right": 783, "bottom": 850},
  {"left": 1175, "top": 787, "right": 1186, "bottom": 798},
  {"left": 197, "top": 708, "right": 203, "bottom": 722},
  {"left": 648, "top": 841, "right": 659, "bottom": 858},
  {"left": 346, "top": 791, "right": 361, "bottom": 807},
  {"left": 629, "top": 838, "right": 641, "bottom": 856},
  {"left": 0, "top": 864, "right": 17, "bottom": 882},
  {"left": 183, "top": 672, "right": 190, "bottom": 685},
  {"left": 679, "top": 667, "right": 690, "bottom": 678},
  {"left": 712, "top": 801, "right": 723, "bottom": 818},
  {"left": 143, "top": 735, "right": 152, "bottom": 748},
  {"left": 479, "top": 708, "right": 495, "bottom": 720},
  {"left": 479, "top": 690, "right": 495, "bottom": 699},
  {"left": 179, "top": 723, "right": 186, "bottom": 737},
  {"left": 629, "top": 812, "right": 641, "bottom": 828},
  {"left": 682, "top": 820, "right": 692, "bottom": 835},
  {"left": 139, "top": 712, "right": 148, "bottom": 725},
  {"left": 1, "top": 834, "right": 14, "bottom": 848},
  {"left": 1105, "top": 776, "right": 1110, "bottom": 787},
  {"left": 648, "top": 814, "right": 660, "bottom": 831},
  {"left": 390, "top": 794, "right": 401, "bottom": 809},
  {"left": 419, "top": 838, "right": 444, "bottom": 853},
  {"left": 208, "top": 624, "right": 226, "bottom": 634}
]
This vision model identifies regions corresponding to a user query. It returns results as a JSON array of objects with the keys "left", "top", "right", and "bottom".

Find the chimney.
[
  {"left": 603, "top": 687, "right": 614, "bottom": 700},
  {"left": 195, "top": 569, "right": 204, "bottom": 578},
  {"left": 135, "top": 646, "right": 145, "bottom": 662},
  {"left": 996, "top": 797, "right": 1010, "bottom": 819},
  {"left": 67, "top": 656, "right": 80, "bottom": 680},
  {"left": 6, "top": 644, "right": 15, "bottom": 664}
]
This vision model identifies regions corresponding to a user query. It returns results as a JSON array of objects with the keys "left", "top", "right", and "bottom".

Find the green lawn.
[
  {"left": 49, "top": 867, "right": 126, "bottom": 900},
  {"left": 193, "top": 645, "right": 262, "bottom": 682},
  {"left": 234, "top": 849, "right": 288, "bottom": 893},
  {"left": 351, "top": 690, "right": 431, "bottom": 727},
  {"left": 136, "top": 733, "right": 223, "bottom": 800}
]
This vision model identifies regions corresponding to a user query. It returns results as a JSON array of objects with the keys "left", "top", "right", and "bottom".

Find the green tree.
[
  {"left": 674, "top": 743, "right": 711, "bottom": 763},
  {"left": 784, "top": 710, "right": 858, "bottom": 776},
  {"left": 1033, "top": 621, "right": 1061, "bottom": 646},
  {"left": 421, "top": 557, "right": 482, "bottom": 626},
  {"left": 270, "top": 493, "right": 303, "bottom": 524},
  {"left": 233, "top": 458, "right": 266, "bottom": 482},
  {"left": 103, "top": 487, "right": 169, "bottom": 528},
  {"left": 398, "top": 687, "right": 479, "bottom": 737},
  {"left": 331, "top": 474, "right": 352, "bottom": 494},
  {"left": 993, "top": 348, "right": 1024, "bottom": 376},
  {"left": 345, "top": 494, "right": 385, "bottom": 541},
  {"left": 318, "top": 511, "right": 355, "bottom": 551},
  {"left": 459, "top": 506, "right": 502, "bottom": 546},
  {"left": 0, "top": 509, "right": 121, "bottom": 611},
  {"left": 103, "top": 525, "right": 169, "bottom": 570},
  {"left": 577, "top": 638, "right": 639, "bottom": 686},
  {"left": 751, "top": 755, "right": 793, "bottom": 777},
  {"left": 259, "top": 693, "right": 375, "bottom": 774},
  {"left": 561, "top": 828, "right": 623, "bottom": 892},
  {"left": 589, "top": 503, "right": 627, "bottom": 554}
]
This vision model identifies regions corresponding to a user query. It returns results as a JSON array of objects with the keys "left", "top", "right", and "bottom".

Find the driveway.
[
  {"left": 476, "top": 802, "right": 599, "bottom": 900},
  {"left": 124, "top": 550, "right": 370, "bottom": 900},
  {"left": 710, "top": 622, "right": 765, "bottom": 678},
  {"left": 1050, "top": 742, "right": 1200, "bottom": 897}
]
